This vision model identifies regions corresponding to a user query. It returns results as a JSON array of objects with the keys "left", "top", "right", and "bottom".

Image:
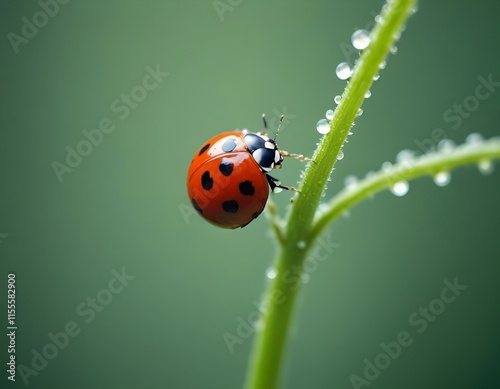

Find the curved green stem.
[
  {"left": 243, "top": 0, "right": 416, "bottom": 388},
  {"left": 310, "top": 138, "right": 500, "bottom": 243}
]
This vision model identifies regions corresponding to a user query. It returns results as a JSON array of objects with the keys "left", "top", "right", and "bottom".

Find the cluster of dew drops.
[
  {"left": 312, "top": 25, "right": 496, "bottom": 200},
  {"left": 343, "top": 133, "right": 495, "bottom": 199},
  {"left": 315, "top": 28, "right": 398, "bottom": 161},
  {"left": 308, "top": 26, "right": 398, "bottom": 203}
]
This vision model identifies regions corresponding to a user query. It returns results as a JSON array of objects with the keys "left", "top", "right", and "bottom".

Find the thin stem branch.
[
  {"left": 309, "top": 138, "right": 500, "bottom": 243},
  {"left": 265, "top": 198, "right": 285, "bottom": 246}
]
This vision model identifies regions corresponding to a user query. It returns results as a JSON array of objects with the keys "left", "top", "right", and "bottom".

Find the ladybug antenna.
[
  {"left": 274, "top": 115, "right": 285, "bottom": 141},
  {"left": 261, "top": 113, "right": 268, "bottom": 135}
]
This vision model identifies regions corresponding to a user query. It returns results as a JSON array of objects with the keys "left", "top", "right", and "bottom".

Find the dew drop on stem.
[
  {"left": 266, "top": 267, "right": 277, "bottom": 280},
  {"left": 344, "top": 175, "right": 358, "bottom": 190},
  {"left": 351, "top": 29, "right": 371, "bottom": 50},
  {"left": 478, "top": 160, "right": 494, "bottom": 175},
  {"left": 437, "top": 139, "right": 455, "bottom": 153},
  {"left": 466, "top": 133, "right": 483, "bottom": 144},
  {"left": 433, "top": 171, "right": 451, "bottom": 187},
  {"left": 396, "top": 149, "right": 415, "bottom": 164},
  {"left": 390, "top": 181, "right": 409, "bottom": 196},
  {"left": 336, "top": 62, "right": 352, "bottom": 80},
  {"left": 316, "top": 119, "right": 330, "bottom": 135}
]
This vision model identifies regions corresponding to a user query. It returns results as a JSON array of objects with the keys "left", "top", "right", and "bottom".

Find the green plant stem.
[
  {"left": 243, "top": 0, "right": 416, "bottom": 388},
  {"left": 310, "top": 138, "right": 500, "bottom": 243}
]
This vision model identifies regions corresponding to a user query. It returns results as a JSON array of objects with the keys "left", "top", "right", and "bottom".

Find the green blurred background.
[{"left": 1, "top": 0, "right": 499, "bottom": 388}]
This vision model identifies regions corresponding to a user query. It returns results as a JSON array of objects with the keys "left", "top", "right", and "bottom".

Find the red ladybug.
[{"left": 187, "top": 116, "right": 299, "bottom": 229}]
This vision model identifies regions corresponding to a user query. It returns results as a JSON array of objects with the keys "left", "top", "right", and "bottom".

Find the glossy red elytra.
[{"left": 186, "top": 115, "right": 301, "bottom": 229}]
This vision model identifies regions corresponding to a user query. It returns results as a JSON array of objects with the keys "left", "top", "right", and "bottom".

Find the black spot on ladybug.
[
  {"left": 221, "top": 139, "right": 237, "bottom": 152},
  {"left": 191, "top": 198, "right": 203, "bottom": 214},
  {"left": 201, "top": 171, "right": 213, "bottom": 190},
  {"left": 199, "top": 143, "right": 210, "bottom": 156},
  {"left": 219, "top": 161, "right": 234, "bottom": 176},
  {"left": 239, "top": 180, "right": 255, "bottom": 196},
  {"left": 222, "top": 200, "right": 239, "bottom": 213}
]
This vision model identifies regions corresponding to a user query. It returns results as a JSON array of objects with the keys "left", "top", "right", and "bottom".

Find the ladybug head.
[{"left": 244, "top": 133, "right": 283, "bottom": 172}]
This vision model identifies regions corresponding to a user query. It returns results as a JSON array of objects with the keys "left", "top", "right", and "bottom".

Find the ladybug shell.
[{"left": 187, "top": 131, "right": 269, "bottom": 229}]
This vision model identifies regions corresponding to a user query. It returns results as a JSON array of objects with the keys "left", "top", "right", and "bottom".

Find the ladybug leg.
[
  {"left": 280, "top": 150, "right": 314, "bottom": 163},
  {"left": 266, "top": 174, "right": 299, "bottom": 193}
]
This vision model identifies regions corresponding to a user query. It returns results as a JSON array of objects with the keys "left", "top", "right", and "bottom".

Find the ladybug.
[{"left": 187, "top": 115, "right": 302, "bottom": 229}]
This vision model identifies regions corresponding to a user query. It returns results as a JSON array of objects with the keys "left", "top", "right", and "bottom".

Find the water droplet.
[
  {"left": 317, "top": 202, "right": 328, "bottom": 215},
  {"left": 433, "top": 171, "right": 451, "bottom": 187},
  {"left": 336, "top": 150, "right": 344, "bottom": 160},
  {"left": 348, "top": 131, "right": 353, "bottom": 135},
  {"left": 374, "top": 14, "right": 382, "bottom": 23},
  {"left": 465, "top": 133, "right": 483, "bottom": 144},
  {"left": 396, "top": 149, "right": 415, "bottom": 164},
  {"left": 379, "top": 61, "right": 386, "bottom": 70},
  {"left": 334, "top": 95, "right": 342, "bottom": 105},
  {"left": 373, "top": 74, "right": 380, "bottom": 81},
  {"left": 325, "top": 109, "right": 334, "bottom": 120},
  {"left": 393, "top": 31, "right": 401, "bottom": 41},
  {"left": 336, "top": 62, "right": 352, "bottom": 80},
  {"left": 437, "top": 139, "right": 455, "bottom": 153},
  {"left": 351, "top": 29, "right": 371, "bottom": 50},
  {"left": 342, "top": 210, "right": 351, "bottom": 218},
  {"left": 478, "top": 159, "right": 494, "bottom": 175},
  {"left": 382, "top": 161, "right": 392, "bottom": 171},
  {"left": 344, "top": 175, "right": 358, "bottom": 190},
  {"left": 297, "top": 240, "right": 306, "bottom": 249},
  {"left": 390, "top": 46, "right": 398, "bottom": 54},
  {"left": 316, "top": 119, "right": 330, "bottom": 135},
  {"left": 266, "top": 267, "right": 277, "bottom": 280},
  {"left": 364, "top": 90, "right": 372, "bottom": 98},
  {"left": 391, "top": 181, "right": 409, "bottom": 196},
  {"left": 355, "top": 108, "right": 363, "bottom": 117}
]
